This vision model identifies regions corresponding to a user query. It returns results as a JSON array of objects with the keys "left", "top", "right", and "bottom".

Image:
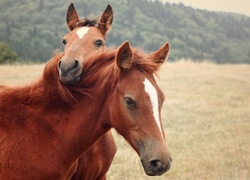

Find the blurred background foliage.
[
  {"left": 0, "top": 0, "right": 250, "bottom": 63},
  {"left": 0, "top": 42, "right": 17, "bottom": 64}
]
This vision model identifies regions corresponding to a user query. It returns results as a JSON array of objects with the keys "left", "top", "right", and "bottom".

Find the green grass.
[{"left": 0, "top": 61, "right": 249, "bottom": 179}]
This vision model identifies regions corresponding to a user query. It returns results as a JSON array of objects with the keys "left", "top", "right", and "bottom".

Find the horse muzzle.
[
  {"left": 138, "top": 140, "right": 172, "bottom": 176},
  {"left": 58, "top": 59, "right": 82, "bottom": 85},
  {"left": 141, "top": 156, "right": 172, "bottom": 176}
]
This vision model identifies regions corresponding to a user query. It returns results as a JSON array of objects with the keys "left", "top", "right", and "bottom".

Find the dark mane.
[
  {"left": 43, "top": 53, "right": 63, "bottom": 80},
  {"left": 64, "top": 48, "right": 118, "bottom": 104},
  {"left": 80, "top": 47, "right": 160, "bottom": 81},
  {"left": 59, "top": 46, "right": 162, "bottom": 105},
  {"left": 76, "top": 14, "right": 101, "bottom": 28},
  {"left": 132, "top": 48, "right": 161, "bottom": 75},
  {"left": 42, "top": 52, "right": 81, "bottom": 106}
]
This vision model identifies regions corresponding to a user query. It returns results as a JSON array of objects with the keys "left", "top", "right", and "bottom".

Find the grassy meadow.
[{"left": 0, "top": 61, "right": 249, "bottom": 179}]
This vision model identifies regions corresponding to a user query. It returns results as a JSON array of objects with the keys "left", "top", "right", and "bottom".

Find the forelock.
[{"left": 76, "top": 14, "right": 101, "bottom": 27}]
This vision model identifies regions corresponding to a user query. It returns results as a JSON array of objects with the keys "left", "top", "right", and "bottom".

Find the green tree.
[
  {"left": 0, "top": 42, "right": 18, "bottom": 64},
  {"left": 0, "top": 0, "right": 250, "bottom": 63},
  {"left": 38, "top": 0, "right": 44, "bottom": 11}
]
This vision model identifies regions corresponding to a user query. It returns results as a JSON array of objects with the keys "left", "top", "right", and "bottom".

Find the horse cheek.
[{"left": 108, "top": 95, "right": 124, "bottom": 133}]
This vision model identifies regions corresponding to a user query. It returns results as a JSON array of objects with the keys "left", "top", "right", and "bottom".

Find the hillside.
[{"left": 0, "top": 0, "right": 250, "bottom": 63}]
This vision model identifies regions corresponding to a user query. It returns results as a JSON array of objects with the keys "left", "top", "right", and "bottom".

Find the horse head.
[
  {"left": 108, "top": 41, "right": 172, "bottom": 176},
  {"left": 58, "top": 3, "right": 113, "bottom": 85}
]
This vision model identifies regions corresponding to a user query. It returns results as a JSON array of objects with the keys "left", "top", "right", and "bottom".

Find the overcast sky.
[{"left": 163, "top": 0, "right": 250, "bottom": 17}]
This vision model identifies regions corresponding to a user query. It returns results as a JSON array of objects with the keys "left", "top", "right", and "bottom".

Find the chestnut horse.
[
  {"left": 0, "top": 3, "right": 115, "bottom": 180},
  {"left": 59, "top": 40, "right": 172, "bottom": 176},
  {"left": 62, "top": 3, "right": 116, "bottom": 180},
  {"left": 0, "top": 41, "right": 171, "bottom": 179},
  {"left": 59, "top": 3, "right": 113, "bottom": 85}
]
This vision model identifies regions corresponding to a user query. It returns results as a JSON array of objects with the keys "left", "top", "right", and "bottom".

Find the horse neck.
[
  {"left": 38, "top": 53, "right": 68, "bottom": 107},
  {"left": 0, "top": 54, "right": 65, "bottom": 108},
  {"left": 62, "top": 57, "right": 119, "bottom": 158},
  {"left": 0, "top": 52, "right": 114, "bottom": 169},
  {"left": 34, "top": 52, "right": 115, "bottom": 160}
]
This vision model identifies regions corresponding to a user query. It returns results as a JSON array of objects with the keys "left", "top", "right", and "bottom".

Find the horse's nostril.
[
  {"left": 58, "top": 60, "right": 62, "bottom": 68},
  {"left": 166, "top": 161, "right": 171, "bottom": 171},
  {"left": 149, "top": 159, "right": 162, "bottom": 171},
  {"left": 74, "top": 60, "right": 79, "bottom": 69}
]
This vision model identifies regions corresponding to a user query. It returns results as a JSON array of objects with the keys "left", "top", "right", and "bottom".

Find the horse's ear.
[
  {"left": 149, "top": 42, "right": 170, "bottom": 70},
  {"left": 99, "top": 4, "right": 113, "bottom": 37},
  {"left": 66, "top": 3, "right": 80, "bottom": 31},
  {"left": 116, "top": 41, "right": 133, "bottom": 69}
]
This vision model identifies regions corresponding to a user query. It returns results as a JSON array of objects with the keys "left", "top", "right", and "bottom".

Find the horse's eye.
[
  {"left": 124, "top": 97, "right": 136, "bottom": 108},
  {"left": 62, "top": 39, "right": 67, "bottom": 45},
  {"left": 95, "top": 40, "right": 103, "bottom": 47}
]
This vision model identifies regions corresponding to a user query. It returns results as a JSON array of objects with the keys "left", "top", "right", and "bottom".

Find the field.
[{"left": 0, "top": 61, "right": 249, "bottom": 179}]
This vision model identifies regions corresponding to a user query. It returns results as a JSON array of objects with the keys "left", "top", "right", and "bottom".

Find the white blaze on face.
[
  {"left": 76, "top": 27, "right": 89, "bottom": 39},
  {"left": 143, "top": 78, "right": 165, "bottom": 142}
]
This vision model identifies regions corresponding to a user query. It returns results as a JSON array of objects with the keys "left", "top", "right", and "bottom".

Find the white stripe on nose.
[
  {"left": 76, "top": 27, "right": 89, "bottom": 39},
  {"left": 143, "top": 78, "right": 165, "bottom": 142}
]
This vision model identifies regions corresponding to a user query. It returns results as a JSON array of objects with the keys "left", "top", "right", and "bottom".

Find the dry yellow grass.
[
  {"left": 0, "top": 64, "right": 43, "bottom": 85},
  {"left": 0, "top": 61, "right": 249, "bottom": 179}
]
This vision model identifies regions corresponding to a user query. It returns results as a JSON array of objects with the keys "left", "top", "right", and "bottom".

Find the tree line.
[{"left": 0, "top": 0, "right": 250, "bottom": 63}]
